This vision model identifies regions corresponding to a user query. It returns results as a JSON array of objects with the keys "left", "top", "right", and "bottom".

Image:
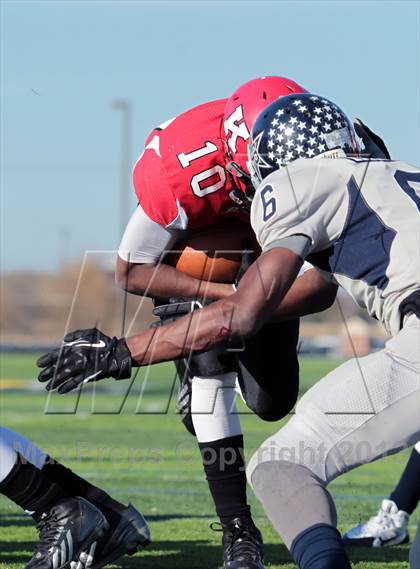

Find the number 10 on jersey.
[{"left": 177, "top": 142, "right": 226, "bottom": 198}]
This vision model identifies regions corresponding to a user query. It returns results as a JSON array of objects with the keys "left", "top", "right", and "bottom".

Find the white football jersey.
[{"left": 251, "top": 158, "right": 420, "bottom": 336}]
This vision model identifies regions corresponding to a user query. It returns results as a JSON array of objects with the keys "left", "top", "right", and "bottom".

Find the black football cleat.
[
  {"left": 219, "top": 517, "right": 265, "bottom": 569},
  {"left": 25, "top": 496, "right": 108, "bottom": 569},
  {"left": 75, "top": 504, "right": 151, "bottom": 569}
]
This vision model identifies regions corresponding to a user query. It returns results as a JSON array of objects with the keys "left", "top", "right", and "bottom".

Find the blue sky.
[{"left": 1, "top": 0, "right": 419, "bottom": 271}]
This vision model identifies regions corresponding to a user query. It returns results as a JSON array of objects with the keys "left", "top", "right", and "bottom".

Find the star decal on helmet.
[
  {"left": 250, "top": 130, "right": 272, "bottom": 184},
  {"left": 248, "top": 93, "right": 360, "bottom": 185}
]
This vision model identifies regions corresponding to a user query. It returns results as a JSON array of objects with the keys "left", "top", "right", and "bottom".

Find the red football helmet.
[{"left": 223, "top": 76, "right": 307, "bottom": 206}]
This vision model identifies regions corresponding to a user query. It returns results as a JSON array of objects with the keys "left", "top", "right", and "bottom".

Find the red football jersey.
[{"left": 133, "top": 99, "right": 246, "bottom": 230}]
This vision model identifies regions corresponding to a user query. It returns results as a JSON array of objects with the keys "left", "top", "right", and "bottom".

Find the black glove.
[
  {"left": 152, "top": 299, "right": 203, "bottom": 322},
  {"left": 354, "top": 118, "right": 391, "bottom": 159},
  {"left": 37, "top": 328, "right": 133, "bottom": 394},
  {"left": 152, "top": 297, "right": 214, "bottom": 326}
]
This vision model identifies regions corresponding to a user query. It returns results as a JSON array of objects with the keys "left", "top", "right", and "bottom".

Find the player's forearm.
[
  {"left": 270, "top": 270, "right": 337, "bottom": 321},
  {"left": 36, "top": 249, "right": 303, "bottom": 392},
  {"left": 126, "top": 248, "right": 302, "bottom": 366},
  {"left": 126, "top": 297, "right": 248, "bottom": 365},
  {"left": 116, "top": 257, "right": 233, "bottom": 301}
]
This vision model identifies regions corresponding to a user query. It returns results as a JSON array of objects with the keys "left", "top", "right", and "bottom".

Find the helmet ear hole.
[
  {"left": 285, "top": 108, "right": 291, "bottom": 115},
  {"left": 303, "top": 110, "right": 311, "bottom": 118}
]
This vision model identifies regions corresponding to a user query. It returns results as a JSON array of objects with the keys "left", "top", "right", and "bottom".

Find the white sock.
[
  {"left": 191, "top": 373, "right": 242, "bottom": 443},
  {"left": 0, "top": 426, "right": 47, "bottom": 482}
]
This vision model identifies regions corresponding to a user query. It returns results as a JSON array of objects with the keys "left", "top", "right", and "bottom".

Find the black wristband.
[{"left": 113, "top": 337, "right": 134, "bottom": 379}]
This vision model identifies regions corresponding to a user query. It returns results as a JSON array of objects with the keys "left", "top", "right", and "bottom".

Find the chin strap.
[{"left": 226, "top": 161, "right": 255, "bottom": 213}]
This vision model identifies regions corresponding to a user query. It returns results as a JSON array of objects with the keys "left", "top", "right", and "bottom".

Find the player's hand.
[
  {"left": 354, "top": 118, "right": 391, "bottom": 159},
  {"left": 37, "top": 328, "right": 133, "bottom": 394}
]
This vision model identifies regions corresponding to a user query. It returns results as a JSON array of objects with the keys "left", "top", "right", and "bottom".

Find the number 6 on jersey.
[{"left": 261, "top": 185, "right": 277, "bottom": 221}]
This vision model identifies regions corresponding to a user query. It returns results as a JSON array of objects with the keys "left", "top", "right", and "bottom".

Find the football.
[{"left": 165, "top": 218, "right": 256, "bottom": 283}]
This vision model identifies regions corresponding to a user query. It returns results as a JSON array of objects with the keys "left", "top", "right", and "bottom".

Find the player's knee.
[
  {"left": 247, "top": 459, "right": 287, "bottom": 496},
  {"left": 254, "top": 409, "right": 282, "bottom": 422},
  {"left": 248, "top": 459, "right": 327, "bottom": 512},
  {"left": 247, "top": 409, "right": 330, "bottom": 487},
  {"left": 248, "top": 403, "right": 287, "bottom": 423},
  {"left": 244, "top": 367, "right": 299, "bottom": 422},
  {"left": 268, "top": 385, "right": 299, "bottom": 421},
  {"left": 246, "top": 438, "right": 290, "bottom": 487},
  {"left": 247, "top": 385, "right": 297, "bottom": 422},
  {"left": 243, "top": 398, "right": 274, "bottom": 422}
]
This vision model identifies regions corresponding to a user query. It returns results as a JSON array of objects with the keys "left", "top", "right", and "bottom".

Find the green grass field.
[{"left": 0, "top": 353, "right": 417, "bottom": 568}]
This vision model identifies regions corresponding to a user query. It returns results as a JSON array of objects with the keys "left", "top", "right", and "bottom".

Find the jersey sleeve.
[
  {"left": 298, "top": 260, "right": 315, "bottom": 276},
  {"left": 250, "top": 160, "right": 347, "bottom": 258},
  {"left": 133, "top": 137, "right": 189, "bottom": 230},
  {"left": 118, "top": 203, "right": 184, "bottom": 264}
]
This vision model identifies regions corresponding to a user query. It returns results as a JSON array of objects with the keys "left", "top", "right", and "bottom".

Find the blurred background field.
[
  {"left": 0, "top": 353, "right": 418, "bottom": 568},
  {"left": 1, "top": 1, "right": 419, "bottom": 567}
]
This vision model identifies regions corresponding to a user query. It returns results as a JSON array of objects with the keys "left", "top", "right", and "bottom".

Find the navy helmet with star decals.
[{"left": 249, "top": 93, "right": 360, "bottom": 187}]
